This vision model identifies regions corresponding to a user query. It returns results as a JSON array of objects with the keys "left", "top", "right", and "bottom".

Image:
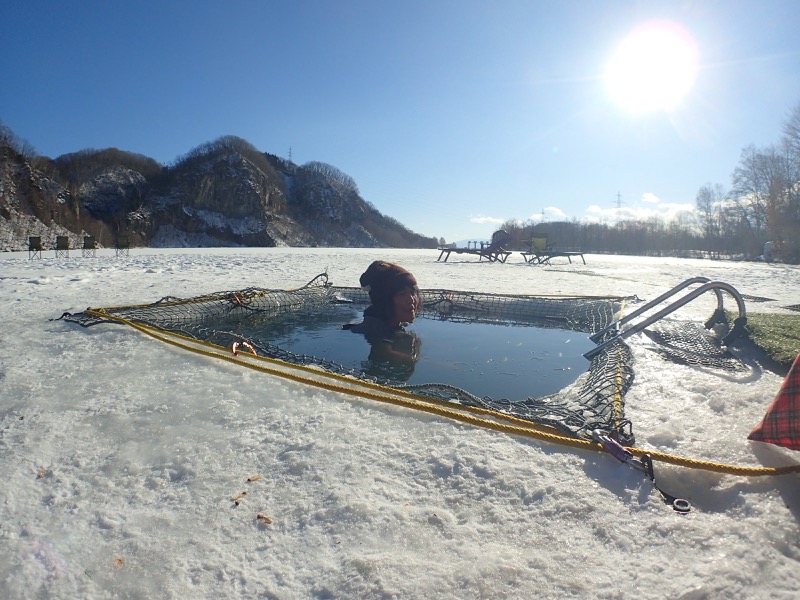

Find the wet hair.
[{"left": 359, "top": 261, "right": 421, "bottom": 321}]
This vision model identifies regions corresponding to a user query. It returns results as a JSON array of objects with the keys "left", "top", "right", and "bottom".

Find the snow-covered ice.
[{"left": 1, "top": 248, "right": 798, "bottom": 599}]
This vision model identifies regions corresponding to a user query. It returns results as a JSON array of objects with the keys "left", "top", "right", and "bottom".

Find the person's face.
[{"left": 391, "top": 286, "right": 418, "bottom": 324}]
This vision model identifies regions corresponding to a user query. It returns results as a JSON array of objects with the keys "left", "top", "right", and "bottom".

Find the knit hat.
[{"left": 359, "top": 261, "right": 418, "bottom": 307}]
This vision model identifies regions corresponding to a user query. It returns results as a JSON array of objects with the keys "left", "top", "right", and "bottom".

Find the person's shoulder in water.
[{"left": 344, "top": 306, "right": 399, "bottom": 344}]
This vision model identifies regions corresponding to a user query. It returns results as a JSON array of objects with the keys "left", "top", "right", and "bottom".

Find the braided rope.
[{"left": 86, "top": 309, "right": 800, "bottom": 478}]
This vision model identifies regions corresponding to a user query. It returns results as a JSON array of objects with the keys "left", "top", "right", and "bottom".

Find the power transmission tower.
[{"left": 615, "top": 191, "right": 624, "bottom": 224}]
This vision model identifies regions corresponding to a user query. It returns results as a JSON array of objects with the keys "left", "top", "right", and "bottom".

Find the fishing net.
[{"left": 62, "top": 273, "right": 747, "bottom": 446}]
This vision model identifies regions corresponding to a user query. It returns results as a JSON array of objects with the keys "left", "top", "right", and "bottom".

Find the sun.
[{"left": 605, "top": 20, "right": 699, "bottom": 113}]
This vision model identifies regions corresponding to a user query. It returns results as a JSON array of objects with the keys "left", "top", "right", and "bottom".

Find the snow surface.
[{"left": 1, "top": 248, "right": 799, "bottom": 599}]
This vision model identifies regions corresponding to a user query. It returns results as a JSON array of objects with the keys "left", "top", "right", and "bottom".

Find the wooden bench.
[
  {"left": 437, "top": 246, "right": 513, "bottom": 263},
  {"left": 519, "top": 236, "right": 586, "bottom": 265},
  {"left": 437, "top": 230, "right": 513, "bottom": 263}
]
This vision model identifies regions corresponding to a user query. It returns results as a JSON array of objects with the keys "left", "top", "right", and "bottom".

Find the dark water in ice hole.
[{"left": 222, "top": 303, "right": 595, "bottom": 401}]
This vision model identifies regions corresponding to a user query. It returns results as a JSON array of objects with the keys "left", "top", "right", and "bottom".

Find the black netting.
[
  {"left": 643, "top": 321, "right": 750, "bottom": 372},
  {"left": 61, "top": 274, "right": 746, "bottom": 446},
  {"left": 740, "top": 294, "right": 775, "bottom": 303}
]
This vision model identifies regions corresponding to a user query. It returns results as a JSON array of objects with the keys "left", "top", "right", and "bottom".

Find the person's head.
[{"left": 359, "top": 261, "right": 421, "bottom": 325}]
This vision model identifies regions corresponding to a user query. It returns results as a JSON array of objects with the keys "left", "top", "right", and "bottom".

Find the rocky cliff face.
[
  {"left": 0, "top": 144, "right": 118, "bottom": 250},
  {"left": 79, "top": 167, "right": 147, "bottom": 220},
  {"left": 283, "top": 165, "right": 380, "bottom": 247},
  {"left": 0, "top": 137, "right": 438, "bottom": 251},
  {"left": 144, "top": 150, "right": 289, "bottom": 247}
]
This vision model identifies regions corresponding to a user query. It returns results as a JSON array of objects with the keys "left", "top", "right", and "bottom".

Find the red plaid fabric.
[{"left": 749, "top": 354, "right": 800, "bottom": 451}]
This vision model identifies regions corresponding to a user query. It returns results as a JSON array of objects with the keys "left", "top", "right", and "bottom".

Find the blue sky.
[{"left": 2, "top": 1, "right": 800, "bottom": 243}]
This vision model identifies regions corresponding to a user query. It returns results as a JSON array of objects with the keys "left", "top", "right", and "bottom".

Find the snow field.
[{"left": 1, "top": 248, "right": 798, "bottom": 599}]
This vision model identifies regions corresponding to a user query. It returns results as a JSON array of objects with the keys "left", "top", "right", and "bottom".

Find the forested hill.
[{"left": 0, "top": 132, "right": 439, "bottom": 251}]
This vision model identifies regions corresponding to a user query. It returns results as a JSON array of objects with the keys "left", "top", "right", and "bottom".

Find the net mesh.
[
  {"left": 643, "top": 322, "right": 751, "bottom": 372},
  {"left": 62, "top": 273, "right": 745, "bottom": 446}
]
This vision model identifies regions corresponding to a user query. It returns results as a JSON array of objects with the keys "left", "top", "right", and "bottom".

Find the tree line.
[
  {"left": 498, "top": 100, "right": 800, "bottom": 264},
  {"left": 697, "top": 101, "right": 800, "bottom": 263}
]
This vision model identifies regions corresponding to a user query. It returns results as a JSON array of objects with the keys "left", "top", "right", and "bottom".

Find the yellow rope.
[
  {"left": 612, "top": 297, "right": 628, "bottom": 432},
  {"left": 86, "top": 309, "right": 800, "bottom": 478}
]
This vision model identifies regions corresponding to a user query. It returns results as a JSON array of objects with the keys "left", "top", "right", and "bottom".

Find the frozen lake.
[{"left": 1, "top": 247, "right": 798, "bottom": 599}]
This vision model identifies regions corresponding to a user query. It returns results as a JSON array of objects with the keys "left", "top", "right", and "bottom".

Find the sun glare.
[{"left": 605, "top": 20, "right": 698, "bottom": 113}]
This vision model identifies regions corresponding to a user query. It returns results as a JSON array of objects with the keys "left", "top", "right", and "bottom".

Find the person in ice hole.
[{"left": 343, "top": 261, "right": 422, "bottom": 380}]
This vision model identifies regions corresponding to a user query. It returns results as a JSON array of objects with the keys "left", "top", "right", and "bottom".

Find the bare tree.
[
  {"left": 780, "top": 102, "right": 800, "bottom": 261},
  {"left": 731, "top": 145, "right": 779, "bottom": 254},
  {"left": 783, "top": 101, "right": 800, "bottom": 160},
  {"left": 301, "top": 161, "right": 359, "bottom": 194},
  {"left": 695, "top": 183, "right": 726, "bottom": 256},
  {"left": 0, "top": 121, "right": 36, "bottom": 158}
]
